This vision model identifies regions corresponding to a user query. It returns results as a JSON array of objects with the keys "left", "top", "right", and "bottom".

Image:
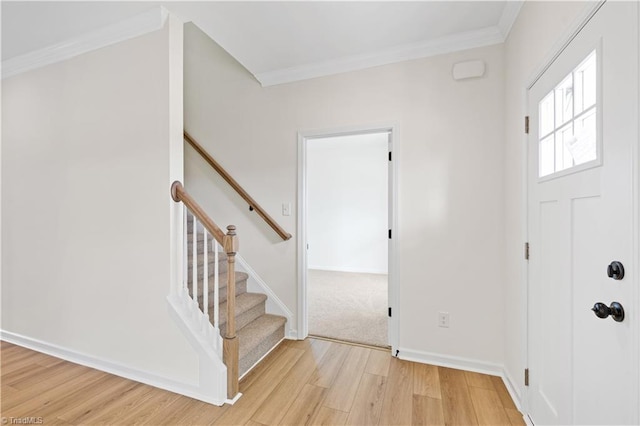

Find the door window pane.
[{"left": 538, "top": 50, "right": 598, "bottom": 178}]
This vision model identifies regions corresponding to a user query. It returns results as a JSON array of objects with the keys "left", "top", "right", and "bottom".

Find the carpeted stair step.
[
  {"left": 217, "top": 292, "right": 267, "bottom": 332},
  {"left": 186, "top": 232, "right": 218, "bottom": 253},
  {"left": 187, "top": 253, "right": 228, "bottom": 281},
  {"left": 190, "top": 271, "right": 248, "bottom": 305},
  {"left": 237, "top": 314, "right": 286, "bottom": 377}
]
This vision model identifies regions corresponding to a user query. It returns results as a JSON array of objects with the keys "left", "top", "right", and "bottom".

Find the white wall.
[
  {"left": 307, "top": 133, "right": 388, "bottom": 274},
  {"left": 184, "top": 23, "right": 505, "bottom": 368},
  {"left": 502, "top": 1, "right": 592, "bottom": 404},
  {"left": 1, "top": 20, "right": 198, "bottom": 385}
]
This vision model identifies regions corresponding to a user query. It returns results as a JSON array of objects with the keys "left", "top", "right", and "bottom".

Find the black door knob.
[
  {"left": 607, "top": 261, "right": 625, "bottom": 280},
  {"left": 592, "top": 301, "right": 625, "bottom": 322}
]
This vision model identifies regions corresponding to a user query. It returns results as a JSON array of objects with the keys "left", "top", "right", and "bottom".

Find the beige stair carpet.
[
  {"left": 308, "top": 269, "right": 388, "bottom": 347},
  {"left": 186, "top": 221, "right": 286, "bottom": 377}
]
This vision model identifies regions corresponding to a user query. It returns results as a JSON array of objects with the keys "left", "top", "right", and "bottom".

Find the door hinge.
[
  {"left": 388, "top": 307, "right": 392, "bottom": 317},
  {"left": 388, "top": 229, "right": 392, "bottom": 239},
  {"left": 389, "top": 151, "right": 392, "bottom": 161},
  {"left": 525, "top": 116, "right": 530, "bottom": 134},
  {"left": 525, "top": 368, "right": 529, "bottom": 386},
  {"left": 524, "top": 242, "right": 530, "bottom": 260}
]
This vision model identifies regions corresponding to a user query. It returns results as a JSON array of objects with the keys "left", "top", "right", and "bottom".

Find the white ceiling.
[{"left": 1, "top": 1, "right": 522, "bottom": 86}]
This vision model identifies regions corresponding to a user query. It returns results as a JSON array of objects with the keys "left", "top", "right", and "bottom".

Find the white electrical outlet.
[
  {"left": 282, "top": 203, "right": 291, "bottom": 216},
  {"left": 438, "top": 312, "right": 450, "bottom": 328}
]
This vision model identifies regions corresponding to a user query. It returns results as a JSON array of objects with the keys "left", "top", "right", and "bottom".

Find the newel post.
[{"left": 222, "top": 225, "right": 239, "bottom": 399}]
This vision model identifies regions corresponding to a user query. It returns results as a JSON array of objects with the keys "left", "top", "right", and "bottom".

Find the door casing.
[{"left": 297, "top": 125, "right": 399, "bottom": 352}]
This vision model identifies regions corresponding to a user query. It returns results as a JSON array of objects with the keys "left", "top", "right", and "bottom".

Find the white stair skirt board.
[{"left": 0, "top": 330, "right": 228, "bottom": 406}]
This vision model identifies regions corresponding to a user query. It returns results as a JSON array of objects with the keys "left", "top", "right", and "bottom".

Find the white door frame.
[
  {"left": 297, "top": 125, "right": 399, "bottom": 352},
  {"left": 521, "top": 0, "right": 640, "bottom": 419}
]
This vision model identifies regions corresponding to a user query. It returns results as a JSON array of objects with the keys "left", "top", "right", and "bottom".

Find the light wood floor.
[{"left": 1, "top": 338, "right": 525, "bottom": 425}]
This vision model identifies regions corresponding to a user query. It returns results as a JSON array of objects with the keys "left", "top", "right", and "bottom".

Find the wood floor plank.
[
  {"left": 379, "top": 358, "right": 414, "bottom": 425},
  {"left": 0, "top": 338, "right": 519, "bottom": 426},
  {"left": 164, "top": 399, "right": 228, "bottom": 426},
  {"left": 240, "top": 340, "right": 289, "bottom": 390},
  {"left": 505, "top": 408, "right": 526, "bottom": 426},
  {"left": 468, "top": 386, "right": 511, "bottom": 425},
  {"left": 345, "top": 373, "right": 386, "bottom": 426},
  {"left": 112, "top": 387, "right": 184, "bottom": 425},
  {"left": 279, "top": 383, "right": 327, "bottom": 425},
  {"left": 465, "top": 371, "right": 496, "bottom": 390},
  {"left": 2, "top": 366, "right": 103, "bottom": 413},
  {"left": 413, "top": 363, "right": 441, "bottom": 399},
  {"left": 490, "top": 376, "right": 517, "bottom": 410},
  {"left": 65, "top": 383, "right": 154, "bottom": 424},
  {"left": 412, "top": 395, "right": 445, "bottom": 426},
  {"left": 310, "top": 407, "right": 349, "bottom": 426},
  {"left": 1, "top": 362, "right": 50, "bottom": 386},
  {"left": 322, "top": 346, "right": 370, "bottom": 412},
  {"left": 307, "top": 342, "right": 351, "bottom": 388},
  {"left": 439, "top": 367, "right": 478, "bottom": 426},
  {"left": 364, "top": 349, "right": 391, "bottom": 377},
  {"left": 215, "top": 347, "right": 305, "bottom": 425},
  {"left": 252, "top": 342, "right": 331, "bottom": 425},
  {"left": 57, "top": 376, "right": 139, "bottom": 423},
  {"left": 17, "top": 372, "right": 131, "bottom": 420}
]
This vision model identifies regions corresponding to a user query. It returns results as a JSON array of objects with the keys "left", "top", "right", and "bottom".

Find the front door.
[{"left": 527, "top": 2, "right": 638, "bottom": 424}]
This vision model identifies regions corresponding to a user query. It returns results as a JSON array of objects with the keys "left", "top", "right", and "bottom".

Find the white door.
[{"left": 527, "top": 2, "right": 639, "bottom": 425}]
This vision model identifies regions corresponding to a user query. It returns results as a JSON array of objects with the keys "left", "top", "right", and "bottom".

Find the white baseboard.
[
  {"left": 502, "top": 368, "right": 523, "bottom": 411},
  {"left": 0, "top": 329, "right": 226, "bottom": 406},
  {"left": 397, "top": 347, "right": 504, "bottom": 376}
]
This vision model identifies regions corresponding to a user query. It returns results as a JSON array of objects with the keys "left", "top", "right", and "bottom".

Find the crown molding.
[
  {"left": 498, "top": 1, "right": 525, "bottom": 38},
  {"left": 2, "top": 7, "right": 169, "bottom": 80},
  {"left": 255, "top": 26, "right": 505, "bottom": 87}
]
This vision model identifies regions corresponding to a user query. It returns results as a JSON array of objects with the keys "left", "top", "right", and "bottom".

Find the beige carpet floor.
[{"left": 308, "top": 269, "right": 388, "bottom": 347}]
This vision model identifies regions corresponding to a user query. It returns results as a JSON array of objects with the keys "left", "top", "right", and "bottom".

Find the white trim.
[
  {"left": 0, "top": 329, "right": 227, "bottom": 406},
  {"left": 1, "top": 7, "right": 170, "bottom": 80},
  {"left": 257, "top": 26, "right": 504, "bottom": 87},
  {"left": 236, "top": 254, "right": 297, "bottom": 339},
  {"left": 297, "top": 124, "right": 399, "bottom": 351},
  {"left": 525, "top": 1, "right": 605, "bottom": 90},
  {"left": 397, "top": 347, "right": 503, "bottom": 377},
  {"left": 497, "top": 1, "right": 524, "bottom": 39},
  {"left": 502, "top": 368, "right": 523, "bottom": 411}
]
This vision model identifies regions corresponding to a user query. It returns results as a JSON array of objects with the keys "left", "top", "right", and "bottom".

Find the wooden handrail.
[
  {"left": 171, "top": 181, "right": 226, "bottom": 244},
  {"left": 184, "top": 131, "right": 292, "bottom": 241},
  {"left": 171, "top": 180, "right": 240, "bottom": 399}
]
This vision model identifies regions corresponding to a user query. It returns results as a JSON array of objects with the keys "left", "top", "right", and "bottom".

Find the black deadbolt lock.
[
  {"left": 607, "top": 261, "right": 625, "bottom": 280},
  {"left": 592, "top": 301, "right": 625, "bottom": 322}
]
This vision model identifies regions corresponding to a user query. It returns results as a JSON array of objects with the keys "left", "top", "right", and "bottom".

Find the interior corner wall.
[
  {"left": 184, "top": 23, "right": 505, "bottom": 366},
  {"left": 503, "top": 1, "right": 592, "bottom": 403},
  {"left": 307, "top": 133, "right": 388, "bottom": 274},
  {"left": 1, "top": 22, "right": 198, "bottom": 384}
]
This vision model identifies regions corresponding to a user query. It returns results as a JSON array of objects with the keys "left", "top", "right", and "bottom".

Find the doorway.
[
  {"left": 525, "top": 2, "right": 639, "bottom": 424},
  {"left": 298, "top": 127, "right": 397, "bottom": 349}
]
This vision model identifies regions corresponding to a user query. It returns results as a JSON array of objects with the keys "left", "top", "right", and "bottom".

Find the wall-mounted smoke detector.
[{"left": 452, "top": 60, "right": 485, "bottom": 81}]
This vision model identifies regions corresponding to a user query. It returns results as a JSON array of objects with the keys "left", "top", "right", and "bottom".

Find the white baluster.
[
  {"left": 192, "top": 215, "right": 199, "bottom": 320},
  {"left": 202, "top": 228, "right": 209, "bottom": 331},
  {"left": 183, "top": 208, "right": 189, "bottom": 303},
  {"left": 214, "top": 240, "right": 220, "bottom": 333}
]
